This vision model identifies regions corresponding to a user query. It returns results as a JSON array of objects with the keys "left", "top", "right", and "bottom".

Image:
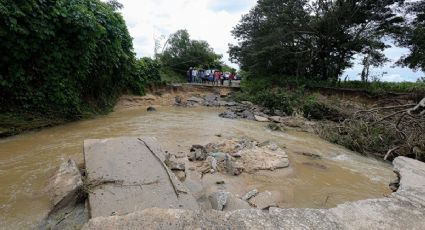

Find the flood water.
[{"left": 0, "top": 106, "right": 395, "bottom": 228}]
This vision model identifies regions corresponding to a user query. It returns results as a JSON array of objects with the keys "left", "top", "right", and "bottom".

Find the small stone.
[{"left": 242, "top": 189, "right": 259, "bottom": 201}]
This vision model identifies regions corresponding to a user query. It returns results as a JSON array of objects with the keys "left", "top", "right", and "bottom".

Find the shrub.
[{"left": 0, "top": 0, "right": 144, "bottom": 118}]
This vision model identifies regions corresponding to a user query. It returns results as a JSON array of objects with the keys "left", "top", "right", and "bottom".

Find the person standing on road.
[
  {"left": 187, "top": 67, "right": 193, "bottom": 83},
  {"left": 214, "top": 70, "right": 220, "bottom": 86},
  {"left": 191, "top": 68, "right": 197, "bottom": 83},
  {"left": 220, "top": 72, "right": 225, "bottom": 86},
  {"left": 229, "top": 72, "right": 235, "bottom": 86}
]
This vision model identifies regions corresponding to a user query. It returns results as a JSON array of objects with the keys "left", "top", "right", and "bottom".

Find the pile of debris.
[
  {"left": 175, "top": 93, "right": 237, "bottom": 107},
  {"left": 187, "top": 138, "right": 289, "bottom": 176}
]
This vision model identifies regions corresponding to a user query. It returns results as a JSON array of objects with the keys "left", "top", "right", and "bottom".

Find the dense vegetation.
[
  {"left": 158, "top": 30, "right": 223, "bottom": 74},
  {"left": 229, "top": 0, "right": 405, "bottom": 82},
  {"left": 0, "top": 0, "right": 161, "bottom": 135}
]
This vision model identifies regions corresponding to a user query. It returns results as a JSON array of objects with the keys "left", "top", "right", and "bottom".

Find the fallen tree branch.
[{"left": 384, "top": 146, "right": 401, "bottom": 161}]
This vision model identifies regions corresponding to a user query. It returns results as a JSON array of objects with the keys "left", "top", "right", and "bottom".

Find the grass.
[{"left": 240, "top": 74, "right": 425, "bottom": 94}]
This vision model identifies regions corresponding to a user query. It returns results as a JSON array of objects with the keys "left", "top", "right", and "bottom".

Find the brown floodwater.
[{"left": 0, "top": 106, "right": 395, "bottom": 228}]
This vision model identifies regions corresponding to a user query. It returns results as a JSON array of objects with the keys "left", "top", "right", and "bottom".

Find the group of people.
[{"left": 186, "top": 67, "right": 237, "bottom": 86}]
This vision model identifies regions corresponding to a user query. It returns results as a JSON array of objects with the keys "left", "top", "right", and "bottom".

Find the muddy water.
[{"left": 0, "top": 106, "right": 394, "bottom": 228}]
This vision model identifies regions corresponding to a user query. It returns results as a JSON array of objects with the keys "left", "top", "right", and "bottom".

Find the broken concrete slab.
[
  {"left": 82, "top": 156, "right": 425, "bottom": 229},
  {"left": 84, "top": 137, "right": 198, "bottom": 218}
]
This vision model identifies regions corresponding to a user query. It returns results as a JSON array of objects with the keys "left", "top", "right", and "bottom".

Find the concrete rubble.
[{"left": 191, "top": 138, "right": 289, "bottom": 176}]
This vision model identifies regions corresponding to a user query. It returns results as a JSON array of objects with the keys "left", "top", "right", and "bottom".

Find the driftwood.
[
  {"left": 317, "top": 97, "right": 425, "bottom": 161},
  {"left": 359, "top": 97, "right": 425, "bottom": 161}
]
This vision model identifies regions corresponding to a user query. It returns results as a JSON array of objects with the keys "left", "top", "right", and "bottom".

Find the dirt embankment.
[{"left": 114, "top": 84, "right": 237, "bottom": 111}]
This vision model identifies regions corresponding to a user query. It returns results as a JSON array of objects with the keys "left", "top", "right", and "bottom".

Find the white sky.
[{"left": 117, "top": 0, "right": 424, "bottom": 82}]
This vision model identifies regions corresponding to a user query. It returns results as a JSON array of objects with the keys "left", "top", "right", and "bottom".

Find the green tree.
[
  {"left": 229, "top": 0, "right": 404, "bottom": 81},
  {"left": 0, "top": 0, "right": 148, "bottom": 118},
  {"left": 159, "top": 30, "right": 222, "bottom": 73},
  {"left": 397, "top": 1, "right": 425, "bottom": 72}
]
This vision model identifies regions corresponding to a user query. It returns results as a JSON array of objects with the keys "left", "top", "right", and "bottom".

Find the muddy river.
[{"left": 0, "top": 106, "right": 395, "bottom": 228}]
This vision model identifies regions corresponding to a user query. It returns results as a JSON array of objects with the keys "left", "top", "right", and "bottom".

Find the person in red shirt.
[{"left": 214, "top": 71, "right": 220, "bottom": 86}]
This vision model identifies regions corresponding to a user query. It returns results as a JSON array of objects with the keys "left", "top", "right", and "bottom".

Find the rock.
[
  {"left": 195, "top": 149, "right": 207, "bottom": 161},
  {"left": 219, "top": 111, "right": 238, "bottom": 119},
  {"left": 209, "top": 152, "right": 228, "bottom": 162},
  {"left": 254, "top": 115, "right": 269, "bottom": 122},
  {"left": 203, "top": 94, "right": 219, "bottom": 103},
  {"left": 187, "top": 151, "right": 196, "bottom": 161},
  {"left": 175, "top": 96, "right": 182, "bottom": 104},
  {"left": 240, "top": 110, "right": 255, "bottom": 120},
  {"left": 223, "top": 194, "right": 251, "bottom": 211},
  {"left": 165, "top": 154, "right": 185, "bottom": 171},
  {"left": 249, "top": 191, "right": 277, "bottom": 210},
  {"left": 242, "top": 189, "right": 259, "bottom": 201},
  {"left": 146, "top": 106, "right": 156, "bottom": 112},
  {"left": 226, "top": 158, "right": 245, "bottom": 176},
  {"left": 206, "top": 156, "right": 218, "bottom": 171},
  {"left": 48, "top": 159, "right": 83, "bottom": 210},
  {"left": 188, "top": 145, "right": 207, "bottom": 161},
  {"left": 269, "top": 116, "right": 283, "bottom": 123},
  {"left": 218, "top": 101, "right": 237, "bottom": 107},
  {"left": 187, "top": 96, "right": 204, "bottom": 104},
  {"left": 190, "top": 144, "right": 206, "bottom": 152},
  {"left": 208, "top": 190, "right": 230, "bottom": 211}
]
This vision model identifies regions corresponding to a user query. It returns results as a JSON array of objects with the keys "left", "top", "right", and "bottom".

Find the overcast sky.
[{"left": 117, "top": 0, "right": 424, "bottom": 82}]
